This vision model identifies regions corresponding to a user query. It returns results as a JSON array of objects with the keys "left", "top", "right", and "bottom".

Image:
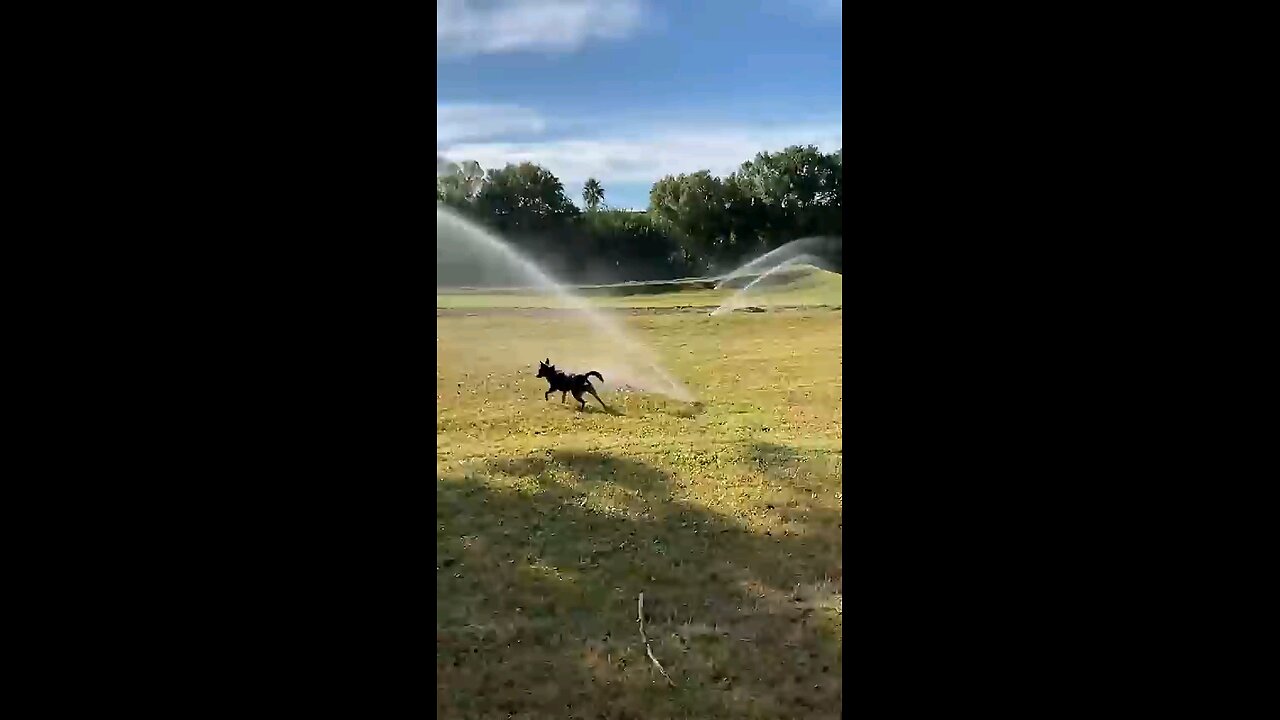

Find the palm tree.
[{"left": 582, "top": 178, "right": 604, "bottom": 211}]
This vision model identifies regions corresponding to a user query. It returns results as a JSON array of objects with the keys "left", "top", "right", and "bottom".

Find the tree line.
[{"left": 436, "top": 144, "right": 841, "bottom": 282}]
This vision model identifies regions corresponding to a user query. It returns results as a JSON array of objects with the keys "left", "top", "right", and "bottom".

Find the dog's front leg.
[
  {"left": 561, "top": 392, "right": 567, "bottom": 403},
  {"left": 545, "top": 390, "right": 552, "bottom": 401}
]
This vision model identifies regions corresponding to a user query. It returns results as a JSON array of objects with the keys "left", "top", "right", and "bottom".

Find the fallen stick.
[{"left": 637, "top": 592, "right": 676, "bottom": 687}]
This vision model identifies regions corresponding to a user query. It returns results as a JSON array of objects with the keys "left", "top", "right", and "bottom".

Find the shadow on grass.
[
  {"left": 544, "top": 401, "right": 625, "bottom": 415},
  {"left": 750, "top": 441, "right": 843, "bottom": 497},
  {"left": 750, "top": 441, "right": 805, "bottom": 465},
  {"left": 655, "top": 400, "right": 707, "bottom": 418},
  {"left": 437, "top": 450, "right": 842, "bottom": 719},
  {"left": 565, "top": 404, "right": 626, "bottom": 415}
]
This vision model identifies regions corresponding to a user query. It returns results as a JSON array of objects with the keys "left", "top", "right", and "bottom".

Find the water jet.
[{"left": 437, "top": 205, "right": 693, "bottom": 402}]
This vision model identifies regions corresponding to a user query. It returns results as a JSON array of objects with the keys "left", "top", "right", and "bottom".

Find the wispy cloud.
[
  {"left": 438, "top": 0, "right": 647, "bottom": 57},
  {"left": 437, "top": 103, "right": 547, "bottom": 144},
  {"left": 439, "top": 113, "right": 842, "bottom": 189}
]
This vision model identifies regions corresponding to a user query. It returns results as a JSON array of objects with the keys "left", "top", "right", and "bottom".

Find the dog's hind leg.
[
  {"left": 586, "top": 384, "right": 607, "bottom": 410},
  {"left": 561, "top": 392, "right": 567, "bottom": 403},
  {"left": 572, "top": 389, "right": 586, "bottom": 410}
]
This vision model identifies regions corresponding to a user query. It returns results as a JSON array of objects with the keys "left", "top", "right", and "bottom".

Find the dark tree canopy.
[{"left": 436, "top": 146, "right": 841, "bottom": 283}]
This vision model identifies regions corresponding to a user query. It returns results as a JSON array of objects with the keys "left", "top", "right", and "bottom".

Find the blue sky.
[{"left": 438, "top": 0, "right": 843, "bottom": 210}]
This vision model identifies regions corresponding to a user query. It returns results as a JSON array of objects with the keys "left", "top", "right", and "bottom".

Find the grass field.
[
  {"left": 435, "top": 263, "right": 843, "bottom": 311},
  {"left": 437, "top": 268, "right": 843, "bottom": 718}
]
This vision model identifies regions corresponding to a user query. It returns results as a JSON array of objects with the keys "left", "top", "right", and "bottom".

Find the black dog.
[{"left": 536, "top": 358, "right": 607, "bottom": 410}]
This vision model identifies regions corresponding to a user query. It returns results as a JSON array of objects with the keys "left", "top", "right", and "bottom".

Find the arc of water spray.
[
  {"left": 713, "top": 236, "right": 833, "bottom": 290},
  {"left": 437, "top": 206, "right": 694, "bottom": 402},
  {"left": 710, "top": 254, "right": 827, "bottom": 316}
]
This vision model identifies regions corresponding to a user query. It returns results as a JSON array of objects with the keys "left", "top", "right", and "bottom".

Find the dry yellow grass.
[{"left": 437, "top": 292, "right": 842, "bottom": 718}]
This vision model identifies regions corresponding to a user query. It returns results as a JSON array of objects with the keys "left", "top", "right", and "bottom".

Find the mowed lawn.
[
  {"left": 437, "top": 285, "right": 842, "bottom": 718},
  {"left": 434, "top": 264, "right": 843, "bottom": 311}
]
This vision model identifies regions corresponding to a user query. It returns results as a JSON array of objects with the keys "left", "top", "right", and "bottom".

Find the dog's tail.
[{"left": 586, "top": 371, "right": 604, "bottom": 383}]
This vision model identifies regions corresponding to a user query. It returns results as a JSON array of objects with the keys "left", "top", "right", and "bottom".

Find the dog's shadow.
[
  {"left": 656, "top": 400, "right": 706, "bottom": 418},
  {"left": 572, "top": 404, "right": 625, "bottom": 416},
  {"left": 578, "top": 398, "right": 703, "bottom": 418}
]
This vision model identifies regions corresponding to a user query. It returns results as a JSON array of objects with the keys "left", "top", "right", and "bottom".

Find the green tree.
[
  {"left": 648, "top": 170, "right": 741, "bottom": 271},
  {"left": 733, "top": 145, "right": 841, "bottom": 245},
  {"left": 581, "top": 178, "right": 604, "bottom": 211},
  {"left": 440, "top": 143, "right": 841, "bottom": 281},
  {"left": 474, "top": 162, "right": 580, "bottom": 235},
  {"left": 575, "top": 209, "right": 682, "bottom": 280}
]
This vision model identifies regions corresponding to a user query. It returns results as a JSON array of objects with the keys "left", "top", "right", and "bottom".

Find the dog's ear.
[{"left": 544, "top": 358, "right": 550, "bottom": 365}]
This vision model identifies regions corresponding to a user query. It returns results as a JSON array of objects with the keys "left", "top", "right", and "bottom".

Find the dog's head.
[{"left": 536, "top": 358, "right": 555, "bottom": 378}]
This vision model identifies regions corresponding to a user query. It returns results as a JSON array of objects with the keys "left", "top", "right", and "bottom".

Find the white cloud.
[
  {"left": 438, "top": 0, "right": 646, "bottom": 57},
  {"left": 439, "top": 121, "right": 842, "bottom": 188},
  {"left": 437, "top": 103, "right": 547, "bottom": 144}
]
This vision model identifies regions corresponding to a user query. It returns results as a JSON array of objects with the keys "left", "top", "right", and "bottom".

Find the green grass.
[
  {"left": 437, "top": 270, "right": 842, "bottom": 718},
  {"left": 436, "top": 264, "right": 843, "bottom": 310}
]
